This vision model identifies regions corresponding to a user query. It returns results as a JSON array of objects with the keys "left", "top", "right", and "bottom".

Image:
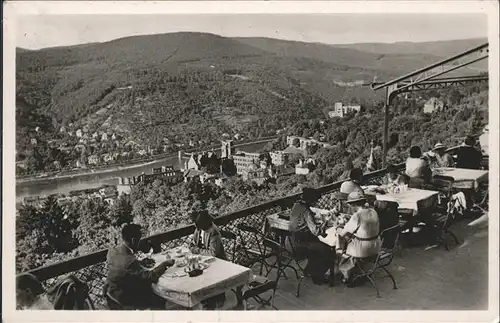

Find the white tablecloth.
[
  {"left": 375, "top": 188, "right": 439, "bottom": 212},
  {"left": 434, "top": 167, "right": 488, "bottom": 190},
  {"left": 151, "top": 251, "right": 252, "bottom": 308},
  {"left": 318, "top": 226, "right": 339, "bottom": 247}
]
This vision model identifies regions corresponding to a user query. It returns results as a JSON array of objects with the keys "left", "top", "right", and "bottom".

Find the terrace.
[{"left": 21, "top": 151, "right": 489, "bottom": 311}]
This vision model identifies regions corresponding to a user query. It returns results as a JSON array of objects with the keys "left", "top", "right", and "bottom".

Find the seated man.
[
  {"left": 16, "top": 273, "right": 53, "bottom": 310},
  {"left": 106, "top": 224, "right": 175, "bottom": 310},
  {"left": 456, "top": 136, "right": 483, "bottom": 170}
]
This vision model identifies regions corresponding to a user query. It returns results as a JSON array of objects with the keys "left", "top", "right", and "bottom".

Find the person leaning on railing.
[{"left": 106, "top": 223, "right": 175, "bottom": 310}]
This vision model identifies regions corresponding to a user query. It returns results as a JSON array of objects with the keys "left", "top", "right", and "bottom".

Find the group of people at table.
[
  {"left": 278, "top": 135, "right": 487, "bottom": 289},
  {"left": 16, "top": 136, "right": 487, "bottom": 311}
]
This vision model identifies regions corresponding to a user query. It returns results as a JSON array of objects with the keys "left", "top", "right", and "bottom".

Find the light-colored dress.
[
  {"left": 340, "top": 208, "right": 382, "bottom": 258},
  {"left": 337, "top": 207, "right": 382, "bottom": 280}
]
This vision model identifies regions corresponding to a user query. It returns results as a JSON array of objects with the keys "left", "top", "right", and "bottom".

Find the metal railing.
[{"left": 20, "top": 163, "right": 403, "bottom": 307}]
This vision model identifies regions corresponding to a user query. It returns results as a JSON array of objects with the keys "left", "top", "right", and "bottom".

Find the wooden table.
[
  {"left": 433, "top": 167, "right": 488, "bottom": 191},
  {"left": 151, "top": 248, "right": 252, "bottom": 309}
]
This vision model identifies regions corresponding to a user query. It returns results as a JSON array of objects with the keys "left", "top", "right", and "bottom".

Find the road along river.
[{"left": 16, "top": 140, "right": 271, "bottom": 203}]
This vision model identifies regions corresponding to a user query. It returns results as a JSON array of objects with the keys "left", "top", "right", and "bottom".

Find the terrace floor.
[{"left": 223, "top": 219, "right": 489, "bottom": 310}]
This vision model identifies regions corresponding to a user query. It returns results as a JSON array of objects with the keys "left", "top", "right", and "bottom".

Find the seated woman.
[
  {"left": 337, "top": 191, "right": 382, "bottom": 287},
  {"left": 381, "top": 164, "right": 409, "bottom": 186},
  {"left": 16, "top": 273, "right": 53, "bottom": 310},
  {"left": 288, "top": 187, "right": 334, "bottom": 285},
  {"left": 340, "top": 168, "right": 365, "bottom": 195},
  {"left": 405, "top": 146, "right": 432, "bottom": 187},
  {"left": 189, "top": 210, "right": 226, "bottom": 309}
]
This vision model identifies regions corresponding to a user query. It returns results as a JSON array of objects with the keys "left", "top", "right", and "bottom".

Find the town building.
[
  {"left": 295, "top": 158, "right": 316, "bottom": 175},
  {"left": 328, "top": 102, "right": 362, "bottom": 118},
  {"left": 232, "top": 151, "right": 263, "bottom": 175},
  {"left": 221, "top": 140, "right": 235, "bottom": 158},
  {"left": 101, "top": 133, "right": 108, "bottom": 141},
  {"left": 270, "top": 151, "right": 288, "bottom": 166},
  {"left": 286, "top": 136, "right": 331, "bottom": 150},
  {"left": 76, "top": 129, "right": 83, "bottom": 138},
  {"left": 88, "top": 155, "right": 100, "bottom": 165},
  {"left": 183, "top": 169, "right": 205, "bottom": 183},
  {"left": 242, "top": 168, "right": 270, "bottom": 186},
  {"left": 186, "top": 153, "right": 202, "bottom": 171},
  {"left": 423, "top": 97, "right": 445, "bottom": 114}
]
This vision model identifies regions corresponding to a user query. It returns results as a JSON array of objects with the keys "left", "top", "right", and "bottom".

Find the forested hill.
[{"left": 16, "top": 33, "right": 487, "bottom": 156}]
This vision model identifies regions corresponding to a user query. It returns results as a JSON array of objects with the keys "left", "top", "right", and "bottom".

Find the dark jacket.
[
  {"left": 106, "top": 245, "right": 165, "bottom": 308},
  {"left": 373, "top": 200, "right": 399, "bottom": 249},
  {"left": 456, "top": 146, "right": 483, "bottom": 170},
  {"left": 192, "top": 224, "right": 226, "bottom": 260}
]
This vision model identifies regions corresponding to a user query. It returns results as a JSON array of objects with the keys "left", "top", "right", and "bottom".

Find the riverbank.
[{"left": 16, "top": 137, "right": 277, "bottom": 185}]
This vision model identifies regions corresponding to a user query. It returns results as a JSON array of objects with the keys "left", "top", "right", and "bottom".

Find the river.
[{"left": 16, "top": 141, "right": 271, "bottom": 203}]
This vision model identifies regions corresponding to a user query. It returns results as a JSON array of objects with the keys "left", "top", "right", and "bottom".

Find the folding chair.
[
  {"left": 220, "top": 229, "right": 238, "bottom": 262},
  {"left": 350, "top": 224, "right": 400, "bottom": 298},
  {"left": 430, "top": 175, "right": 455, "bottom": 210},
  {"left": 241, "top": 238, "right": 281, "bottom": 310},
  {"left": 236, "top": 223, "right": 275, "bottom": 275},
  {"left": 426, "top": 199, "right": 460, "bottom": 251}
]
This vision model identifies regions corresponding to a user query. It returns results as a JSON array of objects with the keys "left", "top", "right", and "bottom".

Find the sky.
[{"left": 17, "top": 14, "right": 487, "bottom": 50}]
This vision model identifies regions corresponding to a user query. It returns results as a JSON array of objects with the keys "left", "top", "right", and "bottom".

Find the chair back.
[
  {"left": 373, "top": 200, "right": 399, "bottom": 249},
  {"left": 379, "top": 224, "right": 401, "bottom": 251},
  {"left": 46, "top": 275, "right": 94, "bottom": 310},
  {"left": 431, "top": 176, "right": 454, "bottom": 195},
  {"left": 220, "top": 230, "right": 237, "bottom": 262},
  {"left": 408, "top": 177, "right": 426, "bottom": 189},
  {"left": 236, "top": 223, "right": 267, "bottom": 265}
]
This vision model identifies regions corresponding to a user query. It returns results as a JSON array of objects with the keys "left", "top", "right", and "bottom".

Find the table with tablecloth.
[
  {"left": 151, "top": 249, "right": 252, "bottom": 309},
  {"left": 364, "top": 187, "right": 439, "bottom": 215},
  {"left": 433, "top": 167, "right": 489, "bottom": 191}
]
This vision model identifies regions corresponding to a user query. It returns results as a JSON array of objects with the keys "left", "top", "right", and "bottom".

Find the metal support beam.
[{"left": 372, "top": 43, "right": 488, "bottom": 91}]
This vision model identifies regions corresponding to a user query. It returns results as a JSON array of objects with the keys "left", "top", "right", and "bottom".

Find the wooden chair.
[{"left": 351, "top": 224, "right": 401, "bottom": 298}]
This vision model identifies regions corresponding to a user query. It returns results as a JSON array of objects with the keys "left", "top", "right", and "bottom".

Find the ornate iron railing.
[{"left": 21, "top": 164, "right": 403, "bottom": 308}]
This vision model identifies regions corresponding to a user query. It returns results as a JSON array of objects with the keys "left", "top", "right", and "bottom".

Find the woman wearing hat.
[
  {"left": 336, "top": 191, "right": 382, "bottom": 287},
  {"left": 288, "top": 187, "right": 334, "bottom": 285},
  {"left": 431, "top": 143, "right": 454, "bottom": 168}
]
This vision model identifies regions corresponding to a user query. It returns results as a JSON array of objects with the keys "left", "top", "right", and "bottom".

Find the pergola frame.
[{"left": 371, "top": 43, "right": 489, "bottom": 167}]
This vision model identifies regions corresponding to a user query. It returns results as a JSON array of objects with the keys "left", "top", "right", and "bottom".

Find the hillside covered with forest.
[{"left": 16, "top": 33, "right": 487, "bottom": 175}]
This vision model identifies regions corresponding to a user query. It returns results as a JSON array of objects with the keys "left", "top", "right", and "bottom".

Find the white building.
[
  {"left": 270, "top": 151, "right": 288, "bottom": 166},
  {"left": 76, "top": 129, "right": 83, "bottom": 138},
  {"left": 423, "top": 97, "right": 445, "bottom": 114},
  {"left": 328, "top": 102, "right": 361, "bottom": 118}
]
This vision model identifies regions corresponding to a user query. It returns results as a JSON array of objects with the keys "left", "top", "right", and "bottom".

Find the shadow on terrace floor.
[{"left": 225, "top": 219, "right": 488, "bottom": 311}]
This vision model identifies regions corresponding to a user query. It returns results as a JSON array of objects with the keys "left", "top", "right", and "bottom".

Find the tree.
[{"left": 38, "top": 196, "right": 77, "bottom": 253}]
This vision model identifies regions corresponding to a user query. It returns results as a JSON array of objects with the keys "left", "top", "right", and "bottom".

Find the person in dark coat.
[
  {"left": 288, "top": 187, "right": 333, "bottom": 285},
  {"left": 456, "top": 136, "right": 483, "bottom": 170},
  {"left": 106, "top": 224, "right": 175, "bottom": 310}
]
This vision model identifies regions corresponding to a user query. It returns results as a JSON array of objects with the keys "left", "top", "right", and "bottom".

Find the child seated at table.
[{"left": 189, "top": 210, "right": 226, "bottom": 309}]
